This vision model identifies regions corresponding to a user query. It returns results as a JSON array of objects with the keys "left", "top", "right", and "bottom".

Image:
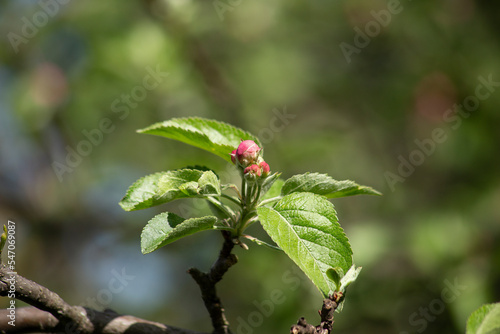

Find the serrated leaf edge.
[
  {"left": 140, "top": 213, "right": 218, "bottom": 254},
  {"left": 259, "top": 194, "right": 352, "bottom": 297},
  {"left": 119, "top": 172, "right": 166, "bottom": 211},
  {"left": 137, "top": 117, "right": 262, "bottom": 148},
  {"left": 282, "top": 172, "right": 382, "bottom": 197}
]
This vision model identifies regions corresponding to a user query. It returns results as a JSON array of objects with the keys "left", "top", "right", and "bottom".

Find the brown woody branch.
[
  {"left": 290, "top": 292, "right": 344, "bottom": 334},
  {"left": 0, "top": 264, "right": 92, "bottom": 333},
  {"left": 0, "top": 265, "right": 205, "bottom": 334},
  {"left": 187, "top": 231, "right": 237, "bottom": 334},
  {"left": 0, "top": 306, "right": 205, "bottom": 334}
]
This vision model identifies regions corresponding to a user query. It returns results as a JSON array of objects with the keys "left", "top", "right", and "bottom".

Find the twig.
[
  {"left": 0, "top": 307, "right": 205, "bottom": 334},
  {"left": 290, "top": 292, "right": 343, "bottom": 334},
  {"left": 0, "top": 264, "right": 92, "bottom": 333},
  {"left": 187, "top": 231, "right": 237, "bottom": 334},
  {"left": 0, "top": 265, "right": 206, "bottom": 334}
]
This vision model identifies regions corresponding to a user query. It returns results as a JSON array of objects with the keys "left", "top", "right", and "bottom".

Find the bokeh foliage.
[{"left": 1, "top": 0, "right": 499, "bottom": 333}]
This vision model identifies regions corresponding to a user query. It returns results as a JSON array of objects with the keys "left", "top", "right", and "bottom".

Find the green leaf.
[
  {"left": 261, "top": 174, "right": 285, "bottom": 201},
  {"left": 339, "top": 265, "right": 361, "bottom": 293},
  {"left": 326, "top": 267, "right": 342, "bottom": 291},
  {"left": 281, "top": 173, "right": 381, "bottom": 199},
  {"left": 467, "top": 303, "right": 500, "bottom": 334},
  {"left": 329, "top": 265, "right": 362, "bottom": 312},
  {"left": 119, "top": 172, "right": 168, "bottom": 211},
  {"left": 120, "top": 169, "right": 220, "bottom": 211},
  {"left": 197, "top": 171, "right": 221, "bottom": 195},
  {"left": 259, "top": 173, "right": 282, "bottom": 200},
  {"left": 141, "top": 212, "right": 218, "bottom": 254},
  {"left": 257, "top": 192, "right": 353, "bottom": 297},
  {"left": 138, "top": 117, "right": 261, "bottom": 163},
  {"left": 177, "top": 181, "right": 198, "bottom": 196},
  {"left": 182, "top": 165, "right": 214, "bottom": 172},
  {"left": 207, "top": 200, "right": 229, "bottom": 220}
]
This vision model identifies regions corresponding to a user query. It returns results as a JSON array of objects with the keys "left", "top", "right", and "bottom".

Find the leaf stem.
[
  {"left": 221, "top": 193, "right": 241, "bottom": 206},
  {"left": 257, "top": 196, "right": 282, "bottom": 207},
  {"left": 206, "top": 197, "right": 237, "bottom": 225},
  {"left": 241, "top": 234, "right": 282, "bottom": 251},
  {"left": 226, "top": 184, "right": 242, "bottom": 200},
  {"left": 250, "top": 184, "right": 262, "bottom": 207},
  {"left": 213, "top": 226, "right": 236, "bottom": 232},
  {"left": 247, "top": 183, "right": 256, "bottom": 204},
  {"left": 241, "top": 177, "right": 247, "bottom": 207},
  {"left": 239, "top": 215, "right": 258, "bottom": 232}
]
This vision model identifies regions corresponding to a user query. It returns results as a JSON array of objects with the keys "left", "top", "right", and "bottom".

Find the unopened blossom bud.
[
  {"left": 244, "top": 164, "right": 261, "bottom": 178},
  {"left": 236, "top": 140, "right": 261, "bottom": 167},
  {"left": 230, "top": 149, "right": 237, "bottom": 164},
  {"left": 259, "top": 161, "right": 270, "bottom": 177}
]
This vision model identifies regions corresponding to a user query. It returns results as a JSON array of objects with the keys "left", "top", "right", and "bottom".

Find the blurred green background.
[{"left": 1, "top": 0, "right": 499, "bottom": 333}]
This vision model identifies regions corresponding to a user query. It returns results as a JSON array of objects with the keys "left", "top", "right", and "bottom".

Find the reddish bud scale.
[
  {"left": 231, "top": 149, "right": 237, "bottom": 164},
  {"left": 259, "top": 161, "right": 270, "bottom": 177}
]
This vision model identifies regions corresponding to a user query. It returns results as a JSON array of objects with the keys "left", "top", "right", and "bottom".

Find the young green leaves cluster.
[{"left": 119, "top": 117, "right": 380, "bottom": 300}]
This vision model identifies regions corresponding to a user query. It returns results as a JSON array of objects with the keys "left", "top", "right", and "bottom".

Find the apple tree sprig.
[{"left": 119, "top": 117, "right": 381, "bottom": 302}]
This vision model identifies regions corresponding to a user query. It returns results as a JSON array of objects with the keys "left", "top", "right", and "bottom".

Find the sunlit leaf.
[
  {"left": 466, "top": 303, "right": 500, "bottom": 334},
  {"left": 282, "top": 173, "right": 381, "bottom": 198},
  {"left": 326, "top": 267, "right": 342, "bottom": 291},
  {"left": 138, "top": 117, "right": 261, "bottom": 163},
  {"left": 260, "top": 173, "right": 282, "bottom": 200},
  {"left": 120, "top": 169, "right": 220, "bottom": 211},
  {"left": 257, "top": 192, "right": 353, "bottom": 297},
  {"left": 141, "top": 212, "right": 218, "bottom": 254}
]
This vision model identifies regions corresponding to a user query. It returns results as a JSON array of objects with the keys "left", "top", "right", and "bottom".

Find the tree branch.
[
  {"left": 290, "top": 292, "right": 344, "bottom": 334},
  {"left": 0, "top": 265, "right": 206, "bottom": 334},
  {"left": 187, "top": 231, "right": 237, "bottom": 334},
  {"left": 0, "top": 264, "right": 92, "bottom": 333},
  {"left": 0, "top": 307, "right": 205, "bottom": 334}
]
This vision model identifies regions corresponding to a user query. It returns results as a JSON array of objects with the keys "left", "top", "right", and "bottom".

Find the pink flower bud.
[
  {"left": 259, "top": 161, "right": 270, "bottom": 177},
  {"left": 230, "top": 149, "right": 237, "bottom": 164},
  {"left": 236, "top": 140, "right": 261, "bottom": 167},
  {"left": 244, "top": 164, "right": 261, "bottom": 177}
]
